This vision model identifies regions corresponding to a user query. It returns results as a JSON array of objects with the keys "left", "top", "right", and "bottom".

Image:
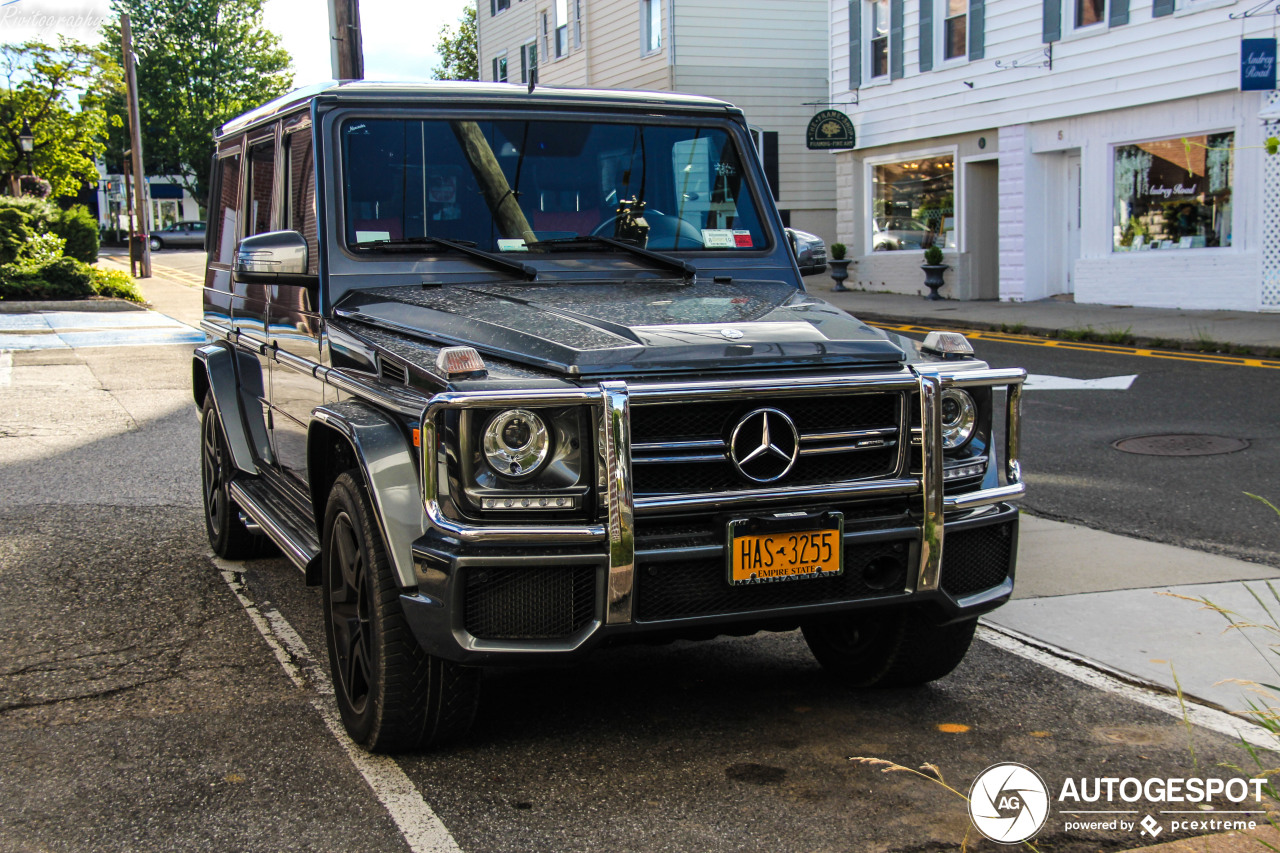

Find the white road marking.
[
  {"left": 1024, "top": 373, "right": 1138, "bottom": 391},
  {"left": 0, "top": 350, "right": 11, "bottom": 387},
  {"left": 211, "top": 556, "right": 463, "bottom": 853},
  {"left": 977, "top": 622, "right": 1274, "bottom": 749}
]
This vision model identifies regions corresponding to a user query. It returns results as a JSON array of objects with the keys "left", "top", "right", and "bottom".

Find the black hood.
[{"left": 333, "top": 280, "right": 906, "bottom": 376}]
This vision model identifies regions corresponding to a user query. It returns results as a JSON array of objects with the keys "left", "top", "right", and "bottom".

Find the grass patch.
[
  {"left": 999, "top": 322, "right": 1026, "bottom": 334},
  {"left": 1059, "top": 326, "right": 1096, "bottom": 342}
]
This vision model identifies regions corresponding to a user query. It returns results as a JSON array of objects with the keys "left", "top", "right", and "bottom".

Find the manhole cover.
[{"left": 1112, "top": 434, "right": 1250, "bottom": 457}]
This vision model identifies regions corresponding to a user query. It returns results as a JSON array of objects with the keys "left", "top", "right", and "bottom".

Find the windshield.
[{"left": 340, "top": 117, "right": 769, "bottom": 255}]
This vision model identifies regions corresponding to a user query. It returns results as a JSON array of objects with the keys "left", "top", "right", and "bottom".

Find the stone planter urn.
[
  {"left": 921, "top": 263, "right": 949, "bottom": 300},
  {"left": 829, "top": 258, "right": 852, "bottom": 292}
]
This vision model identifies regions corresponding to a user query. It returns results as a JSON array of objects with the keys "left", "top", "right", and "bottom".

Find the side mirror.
[{"left": 234, "top": 230, "right": 313, "bottom": 283}]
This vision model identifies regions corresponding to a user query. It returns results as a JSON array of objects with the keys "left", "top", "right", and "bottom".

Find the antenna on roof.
[{"left": 528, "top": 68, "right": 537, "bottom": 95}]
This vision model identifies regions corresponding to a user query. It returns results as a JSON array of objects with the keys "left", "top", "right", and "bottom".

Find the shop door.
[{"left": 1065, "top": 154, "right": 1081, "bottom": 294}]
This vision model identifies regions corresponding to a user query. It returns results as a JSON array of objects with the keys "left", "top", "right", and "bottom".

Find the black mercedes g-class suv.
[{"left": 195, "top": 81, "right": 1025, "bottom": 752}]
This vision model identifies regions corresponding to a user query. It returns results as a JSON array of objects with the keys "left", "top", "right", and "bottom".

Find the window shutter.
[
  {"left": 491, "top": 57, "right": 498, "bottom": 81},
  {"left": 1043, "top": 0, "right": 1061, "bottom": 41},
  {"left": 969, "top": 0, "right": 985, "bottom": 59},
  {"left": 891, "top": 0, "right": 905, "bottom": 79},
  {"left": 920, "top": 0, "right": 934, "bottom": 71},
  {"left": 764, "top": 132, "right": 780, "bottom": 200},
  {"left": 1152, "top": 0, "right": 1174, "bottom": 15},
  {"left": 1109, "top": 0, "right": 1130, "bottom": 25},
  {"left": 491, "top": 0, "right": 496, "bottom": 16},
  {"left": 849, "top": 1, "right": 862, "bottom": 89}
]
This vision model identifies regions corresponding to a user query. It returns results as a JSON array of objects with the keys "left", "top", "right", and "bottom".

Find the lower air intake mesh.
[
  {"left": 464, "top": 565, "right": 596, "bottom": 640},
  {"left": 940, "top": 522, "right": 1014, "bottom": 597}
]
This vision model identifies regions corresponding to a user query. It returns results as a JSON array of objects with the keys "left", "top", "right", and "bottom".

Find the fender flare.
[
  {"left": 192, "top": 343, "right": 260, "bottom": 475},
  {"left": 308, "top": 401, "right": 424, "bottom": 589}
]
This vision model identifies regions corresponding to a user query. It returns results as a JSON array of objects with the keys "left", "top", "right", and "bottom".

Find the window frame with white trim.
[{"left": 862, "top": 146, "right": 960, "bottom": 255}]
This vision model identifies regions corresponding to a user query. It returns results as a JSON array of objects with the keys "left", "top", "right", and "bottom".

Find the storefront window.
[
  {"left": 871, "top": 155, "right": 955, "bottom": 251},
  {"left": 1113, "top": 133, "right": 1233, "bottom": 251}
]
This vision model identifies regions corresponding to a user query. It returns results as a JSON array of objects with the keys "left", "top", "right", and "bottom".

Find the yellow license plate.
[{"left": 728, "top": 522, "right": 842, "bottom": 586}]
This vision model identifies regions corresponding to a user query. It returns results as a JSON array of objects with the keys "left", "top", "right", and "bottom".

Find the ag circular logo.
[
  {"left": 728, "top": 408, "right": 799, "bottom": 483},
  {"left": 968, "top": 763, "right": 1050, "bottom": 844}
]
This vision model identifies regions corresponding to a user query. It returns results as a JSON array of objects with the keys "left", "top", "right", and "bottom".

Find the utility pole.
[
  {"left": 121, "top": 13, "right": 152, "bottom": 278},
  {"left": 327, "top": 0, "right": 364, "bottom": 80}
]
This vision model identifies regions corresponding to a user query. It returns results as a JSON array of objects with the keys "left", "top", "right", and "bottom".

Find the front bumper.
[
  {"left": 408, "top": 365, "right": 1025, "bottom": 664},
  {"left": 404, "top": 502, "right": 1019, "bottom": 664}
]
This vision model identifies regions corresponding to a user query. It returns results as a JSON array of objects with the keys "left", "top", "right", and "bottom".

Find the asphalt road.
[
  {"left": 0, "top": 309, "right": 1271, "bottom": 852},
  {"left": 967, "top": 339, "right": 1280, "bottom": 567}
]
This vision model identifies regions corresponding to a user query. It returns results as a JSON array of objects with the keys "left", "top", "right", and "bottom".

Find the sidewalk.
[{"left": 819, "top": 286, "right": 1280, "bottom": 357}]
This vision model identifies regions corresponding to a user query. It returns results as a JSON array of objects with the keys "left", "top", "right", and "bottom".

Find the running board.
[{"left": 229, "top": 479, "right": 322, "bottom": 584}]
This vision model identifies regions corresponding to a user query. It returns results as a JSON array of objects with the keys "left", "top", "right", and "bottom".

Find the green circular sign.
[{"left": 806, "top": 110, "right": 856, "bottom": 150}]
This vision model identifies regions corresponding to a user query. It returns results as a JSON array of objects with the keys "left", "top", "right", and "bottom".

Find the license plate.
[{"left": 727, "top": 515, "right": 843, "bottom": 586}]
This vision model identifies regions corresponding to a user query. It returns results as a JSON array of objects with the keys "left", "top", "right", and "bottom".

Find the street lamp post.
[{"left": 18, "top": 118, "right": 34, "bottom": 193}]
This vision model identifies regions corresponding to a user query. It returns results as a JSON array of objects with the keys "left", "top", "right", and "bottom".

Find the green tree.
[
  {"left": 0, "top": 38, "right": 123, "bottom": 199},
  {"left": 102, "top": 0, "right": 293, "bottom": 205},
  {"left": 433, "top": 5, "right": 478, "bottom": 81}
]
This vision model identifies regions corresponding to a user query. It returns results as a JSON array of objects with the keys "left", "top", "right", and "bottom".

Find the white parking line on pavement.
[
  {"left": 0, "top": 351, "right": 11, "bottom": 387},
  {"left": 977, "top": 623, "right": 1274, "bottom": 750},
  {"left": 211, "top": 557, "right": 463, "bottom": 853}
]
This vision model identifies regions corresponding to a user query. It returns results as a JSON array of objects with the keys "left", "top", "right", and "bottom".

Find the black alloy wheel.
[
  {"left": 327, "top": 505, "right": 374, "bottom": 716},
  {"left": 322, "top": 471, "right": 479, "bottom": 752},
  {"left": 200, "top": 394, "right": 268, "bottom": 559}
]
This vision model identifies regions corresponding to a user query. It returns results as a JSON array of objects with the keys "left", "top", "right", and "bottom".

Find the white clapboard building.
[
  {"left": 477, "top": 0, "right": 838, "bottom": 244},
  {"left": 828, "top": 0, "right": 1280, "bottom": 309}
]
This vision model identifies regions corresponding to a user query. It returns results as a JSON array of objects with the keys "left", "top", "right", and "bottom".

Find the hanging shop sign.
[
  {"left": 806, "top": 110, "right": 856, "bottom": 150},
  {"left": 1242, "top": 38, "right": 1277, "bottom": 91}
]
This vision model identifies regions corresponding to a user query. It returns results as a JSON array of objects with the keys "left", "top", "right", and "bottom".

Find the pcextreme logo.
[{"left": 968, "top": 763, "right": 1052, "bottom": 844}]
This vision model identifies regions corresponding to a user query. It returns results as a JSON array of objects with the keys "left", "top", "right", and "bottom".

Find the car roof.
[{"left": 217, "top": 80, "right": 742, "bottom": 139}]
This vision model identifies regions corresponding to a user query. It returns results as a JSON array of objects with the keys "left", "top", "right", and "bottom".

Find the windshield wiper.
[
  {"left": 527, "top": 234, "right": 697, "bottom": 281},
  {"left": 354, "top": 236, "right": 538, "bottom": 281}
]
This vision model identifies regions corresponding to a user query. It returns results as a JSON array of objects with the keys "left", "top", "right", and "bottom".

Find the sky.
[{"left": 2, "top": 0, "right": 474, "bottom": 87}]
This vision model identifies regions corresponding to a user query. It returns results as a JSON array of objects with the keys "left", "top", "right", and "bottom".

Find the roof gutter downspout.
[{"left": 667, "top": 0, "right": 676, "bottom": 90}]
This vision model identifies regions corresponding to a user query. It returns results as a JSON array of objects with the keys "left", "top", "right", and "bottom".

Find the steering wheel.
[{"left": 592, "top": 209, "right": 705, "bottom": 250}]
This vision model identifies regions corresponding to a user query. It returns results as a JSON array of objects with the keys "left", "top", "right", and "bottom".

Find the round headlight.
[
  {"left": 483, "top": 409, "right": 550, "bottom": 479},
  {"left": 939, "top": 389, "right": 976, "bottom": 449}
]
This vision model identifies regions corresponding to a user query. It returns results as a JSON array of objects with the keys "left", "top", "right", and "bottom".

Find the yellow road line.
[
  {"left": 149, "top": 263, "right": 204, "bottom": 288},
  {"left": 872, "top": 322, "right": 1280, "bottom": 370}
]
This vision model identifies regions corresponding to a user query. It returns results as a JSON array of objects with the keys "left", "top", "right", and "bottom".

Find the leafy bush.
[
  {"left": 89, "top": 267, "right": 144, "bottom": 302},
  {"left": 50, "top": 205, "right": 99, "bottom": 263},
  {"left": 0, "top": 207, "right": 33, "bottom": 265},
  {"left": 923, "top": 245, "right": 945, "bottom": 266},
  {"left": 0, "top": 256, "right": 95, "bottom": 300},
  {"left": 830, "top": 242, "right": 847, "bottom": 260},
  {"left": 22, "top": 232, "right": 67, "bottom": 266}
]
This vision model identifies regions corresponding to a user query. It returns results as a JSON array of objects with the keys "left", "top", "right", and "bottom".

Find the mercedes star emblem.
[{"left": 729, "top": 408, "right": 800, "bottom": 483}]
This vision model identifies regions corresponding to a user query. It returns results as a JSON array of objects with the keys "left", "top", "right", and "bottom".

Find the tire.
[
  {"left": 200, "top": 394, "right": 272, "bottom": 559},
  {"left": 322, "top": 471, "right": 479, "bottom": 752},
  {"left": 801, "top": 609, "right": 977, "bottom": 688},
  {"left": 149, "top": 236, "right": 163, "bottom": 251}
]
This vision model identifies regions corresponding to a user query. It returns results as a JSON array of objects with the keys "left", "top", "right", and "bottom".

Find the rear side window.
[
  {"left": 210, "top": 154, "right": 241, "bottom": 264},
  {"left": 285, "top": 127, "right": 319, "bottom": 274},
  {"left": 246, "top": 138, "right": 276, "bottom": 236}
]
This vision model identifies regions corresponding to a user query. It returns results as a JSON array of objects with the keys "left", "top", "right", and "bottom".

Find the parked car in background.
[
  {"left": 150, "top": 221, "right": 206, "bottom": 251},
  {"left": 786, "top": 227, "right": 827, "bottom": 275},
  {"left": 873, "top": 217, "right": 933, "bottom": 251}
]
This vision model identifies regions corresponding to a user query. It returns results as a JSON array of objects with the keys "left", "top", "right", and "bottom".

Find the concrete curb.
[
  {"left": 0, "top": 298, "right": 144, "bottom": 314},
  {"left": 849, "top": 308, "right": 1280, "bottom": 360}
]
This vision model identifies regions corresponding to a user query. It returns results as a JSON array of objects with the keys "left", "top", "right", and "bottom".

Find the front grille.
[
  {"left": 630, "top": 392, "right": 904, "bottom": 497},
  {"left": 463, "top": 565, "right": 596, "bottom": 640},
  {"left": 940, "top": 522, "right": 1014, "bottom": 597},
  {"left": 634, "top": 540, "right": 911, "bottom": 621}
]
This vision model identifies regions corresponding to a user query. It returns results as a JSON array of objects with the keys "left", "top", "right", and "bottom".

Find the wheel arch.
[
  {"left": 308, "top": 402, "right": 425, "bottom": 589},
  {"left": 193, "top": 343, "right": 259, "bottom": 475}
]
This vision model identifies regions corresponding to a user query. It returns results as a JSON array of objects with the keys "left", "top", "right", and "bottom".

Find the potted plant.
[
  {"left": 829, "top": 242, "right": 852, "bottom": 292},
  {"left": 921, "top": 245, "right": 948, "bottom": 300}
]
